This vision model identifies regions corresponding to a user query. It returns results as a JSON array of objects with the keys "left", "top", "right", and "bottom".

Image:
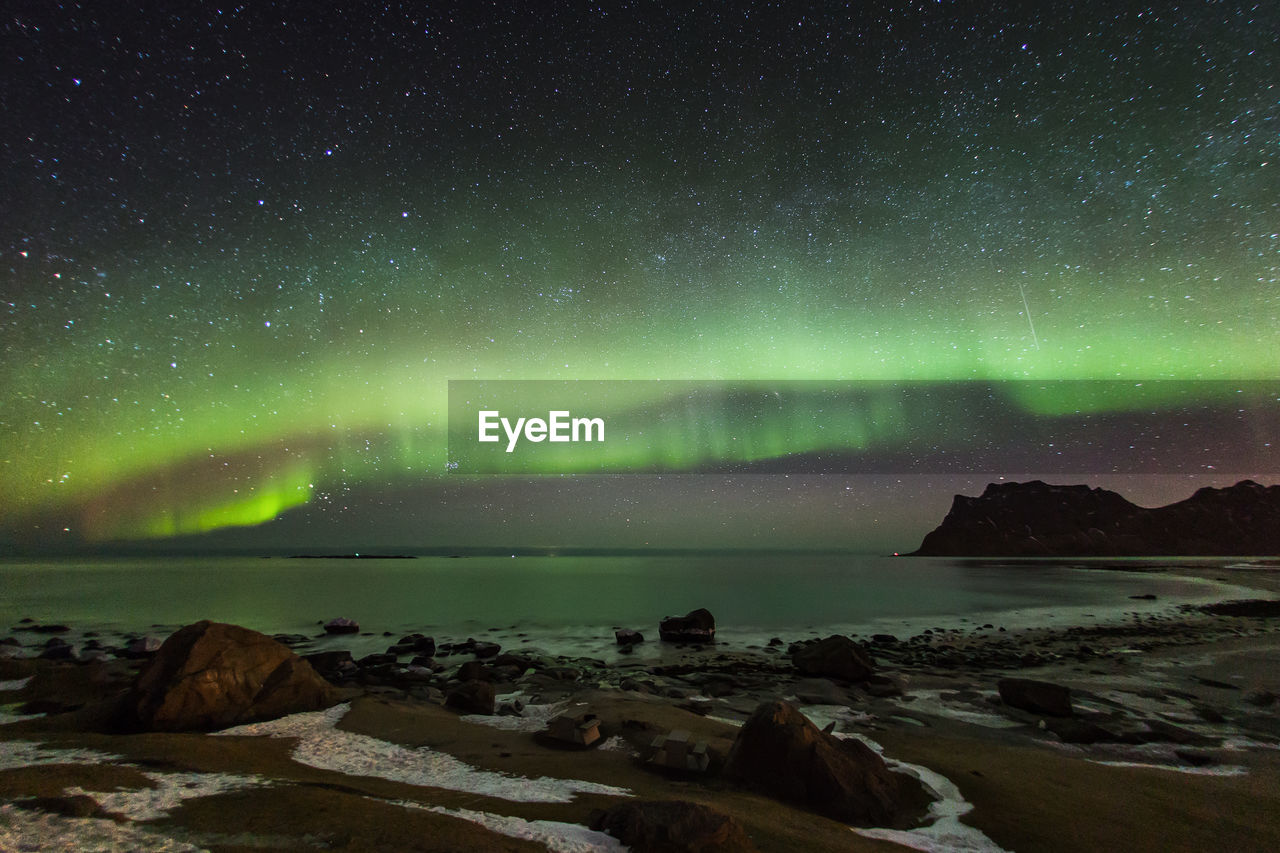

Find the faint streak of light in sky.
[{"left": 1018, "top": 282, "right": 1040, "bottom": 350}]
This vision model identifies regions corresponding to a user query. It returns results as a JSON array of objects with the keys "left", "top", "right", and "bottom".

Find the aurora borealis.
[{"left": 2, "top": 2, "right": 1276, "bottom": 550}]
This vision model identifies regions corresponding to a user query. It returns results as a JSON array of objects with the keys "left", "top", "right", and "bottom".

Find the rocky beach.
[{"left": 2, "top": 560, "right": 1279, "bottom": 851}]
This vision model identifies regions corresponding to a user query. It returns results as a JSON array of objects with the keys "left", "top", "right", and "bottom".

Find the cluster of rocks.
[
  {"left": 7, "top": 605, "right": 1276, "bottom": 766},
  {"left": 6, "top": 606, "right": 1278, "bottom": 850},
  {"left": 855, "top": 608, "right": 1279, "bottom": 673},
  {"left": 2, "top": 624, "right": 168, "bottom": 667},
  {"left": 1, "top": 621, "right": 340, "bottom": 727}
]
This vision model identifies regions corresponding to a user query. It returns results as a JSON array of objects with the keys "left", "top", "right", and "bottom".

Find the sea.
[{"left": 0, "top": 553, "right": 1264, "bottom": 661}]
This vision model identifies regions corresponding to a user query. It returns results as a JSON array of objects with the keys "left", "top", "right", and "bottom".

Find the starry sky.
[{"left": 1, "top": 1, "right": 1276, "bottom": 552}]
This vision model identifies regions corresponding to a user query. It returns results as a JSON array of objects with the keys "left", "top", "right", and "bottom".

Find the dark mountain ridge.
[{"left": 910, "top": 480, "right": 1280, "bottom": 556}]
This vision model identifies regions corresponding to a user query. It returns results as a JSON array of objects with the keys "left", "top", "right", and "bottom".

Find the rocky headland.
[{"left": 910, "top": 479, "right": 1280, "bottom": 556}]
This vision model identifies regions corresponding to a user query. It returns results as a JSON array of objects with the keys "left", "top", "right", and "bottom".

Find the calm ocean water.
[
  {"left": 0, "top": 554, "right": 1254, "bottom": 659},
  {"left": 0, "top": 550, "right": 1249, "bottom": 655}
]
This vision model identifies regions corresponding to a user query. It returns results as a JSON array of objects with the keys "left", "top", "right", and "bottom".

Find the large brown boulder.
[
  {"left": 724, "top": 701, "right": 930, "bottom": 828},
  {"left": 791, "top": 635, "right": 875, "bottom": 682},
  {"left": 588, "top": 800, "right": 759, "bottom": 852},
  {"left": 659, "top": 608, "right": 715, "bottom": 643},
  {"left": 128, "top": 621, "right": 339, "bottom": 731}
]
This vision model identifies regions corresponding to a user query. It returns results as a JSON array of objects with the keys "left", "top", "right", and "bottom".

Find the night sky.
[{"left": 2, "top": 2, "right": 1276, "bottom": 551}]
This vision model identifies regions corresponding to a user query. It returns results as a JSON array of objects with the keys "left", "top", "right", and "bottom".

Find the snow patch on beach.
[
  {"left": 786, "top": 711, "right": 1006, "bottom": 851},
  {"left": 217, "top": 703, "right": 630, "bottom": 803},
  {"left": 843, "top": 733, "right": 1010, "bottom": 853},
  {"left": 0, "top": 740, "right": 267, "bottom": 820},
  {"left": 67, "top": 770, "right": 268, "bottom": 821},
  {"left": 1089, "top": 759, "right": 1247, "bottom": 776},
  {"left": 0, "top": 740, "right": 120, "bottom": 771},
  {"left": 1055, "top": 740, "right": 1250, "bottom": 776},
  {"left": 460, "top": 697, "right": 570, "bottom": 732},
  {"left": 397, "top": 801, "right": 626, "bottom": 852},
  {"left": 898, "top": 691, "right": 1022, "bottom": 730},
  {"left": 798, "top": 704, "right": 876, "bottom": 732},
  {"left": 596, "top": 735, "right": 634, "bottom": 754},
  {"left": 0, "top": 803, "right": 203, "bottom": 853},
  {"left": 0, "top": 676, "right": 33, "bottom": 691}
]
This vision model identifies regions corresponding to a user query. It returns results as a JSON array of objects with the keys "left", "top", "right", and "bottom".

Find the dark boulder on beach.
[
  {"left": 791, "top": 635, "right": 875, "bottom": 682},
  {"left": 616, "top": 629, "right": 645, "bottom": 646},
  {"left": 38, "top": 638, "right": 76, "bottom": 661},
  {"left": 323, "top": 617, "right": 360, "bottom": 635},
  {"left": 389, "top": 633, "right": 436, "bottom": 656},
  {"left": 998, "top": 677, "right": 1074, "bottom": 717},
  {"left": 659, "top": 609, "right": 716, "bottom": 643},
  {"left": 456, "top": 660, "right": 493, "bottom": 682},
  {"left": 445, "top": 679, "right": 496, "bottom": 715},
  {"left": 128, "top": 621, "right": 340, "bottom": 731},
  {"left": 18, "top": 658, "right": 134, "bottom": 715},
  {"left": 910, "top": 479, "right": 1280, "bottom": 556},
  {"left": 724, "top": 701, "right": 930, "bottom": 828},
  {"left": 303, "top": 650, "right": 356, "bottom": 680},
  {"left": 588, "top": 800, "right": 760, "bottom": 852}
]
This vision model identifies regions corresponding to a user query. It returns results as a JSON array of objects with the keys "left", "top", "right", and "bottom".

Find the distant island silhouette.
[{"left": 909, "top": 480, "right": 1280, "bottom": 556}]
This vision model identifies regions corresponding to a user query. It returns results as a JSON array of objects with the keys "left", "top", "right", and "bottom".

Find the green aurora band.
[{"left": 2, "top": 3, "right": 1276, "bottom": 543}]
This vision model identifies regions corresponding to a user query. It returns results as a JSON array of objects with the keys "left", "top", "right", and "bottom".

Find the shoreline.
[
  {"left": 2, "top": 565, "right": 1279, "bottom": 850},
  {"left": 2, "top": 556, "right": 1274, "bottom": 666}
]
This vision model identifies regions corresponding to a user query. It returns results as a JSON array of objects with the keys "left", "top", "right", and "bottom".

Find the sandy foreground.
[{"left": 1, "top": 563, "right": 1279, "bottom": 852}]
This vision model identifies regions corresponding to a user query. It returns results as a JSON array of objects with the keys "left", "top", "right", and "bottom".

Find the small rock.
[
  {"left": 588, "top": 801, "right": 760, "bottom": 853},
  {"left": 791, "top": 635, "right": 875, "bottom": 682},
  {"left": 616, "top": 629, "right": 645, "bottom": 646},
  {"left": 303, "top": 650, "right": 355, "bottom": 675},
  {"left": 997, "top": 677, "right": 1073, "bottom": 717},
  {"left": 270, "top": 634, "right": 311, "bottom": 647},
  {"left": 659, "top": 609, "right": 716, "bottom": 643}
]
